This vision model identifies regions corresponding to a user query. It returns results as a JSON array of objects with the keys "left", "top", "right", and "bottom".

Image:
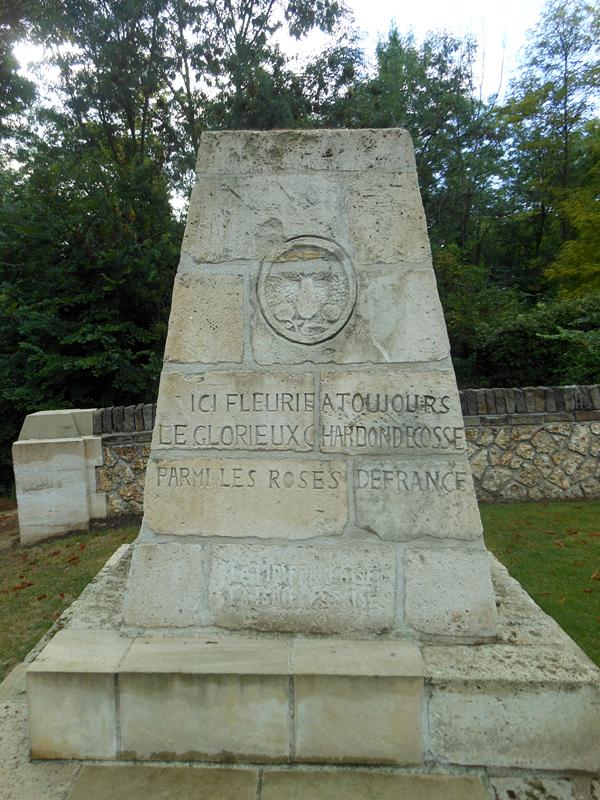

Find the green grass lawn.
[
  {"left": 0, "top": 500, "right": 598, "bottom": 684},
  {"left": 0, "top": 525, "right": 138, "bottom": 681},
  {"left": 482, "top": 499, "right": 600, "bottom": 666}
]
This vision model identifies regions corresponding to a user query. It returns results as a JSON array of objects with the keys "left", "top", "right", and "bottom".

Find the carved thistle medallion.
[{"left": 257, "top": 237, "right": 356, "bottom": 345}]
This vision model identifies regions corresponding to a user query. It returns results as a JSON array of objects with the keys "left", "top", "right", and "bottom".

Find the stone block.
[
  {"left": 484, "top": 388, "right": 496, "bottom": 414},
  {"left": 534, "top": 387, "right": 546, "bottom": 412},
  {"left": 93, "top": 408, "right": 103, "bottom": 435},
  {"left": 251, "top": 267, "right": 450, "bottom": 365},
  {"left": 319, "top": 368, "right": 465, "bottom": 455},
  {"left": 163, "top": 273, "right": 244, "bottom": 363},
  {"left": 195, "top": 128, "right": 417, "bottom": 176},
  {"left": 13, "top": 438, "right": 93, "bottom": 543},
  {"left": 429, "top": 682, "right": 600, "bottom": 771},
  {"left": 291, "top": 639, "right": 423, "bottom": 676},
  {"left": 69, "top": 766, "right": 258, "bottom": 800},
  {"left": 122, "top": 543, "right": 211, "bottom": 627},
  {"left": 27, "top": 631, "right": 129, "bottom": 760},
  {"left": 153, "top": 370, "right": 315, "bottom": 452},
  {"left": 503, "top": 388, "right": 516, "bottom": 413},
  {"left": 353, "top": 456, "right": 482, "bottom": 541},
  {"left": 134, "top": 403, "right": 145, "bottom": 431},
  {"left": 208, "top": 543, "right": 396, "bottom": 634},
  {"left": 102, "top": 406, "right": 113, "bottom": 433},
  {"left": 113, "top": 406, "right": 125, "bottom": 432},
  {"left": 404, "top": 547, "right": 497, "bottom": 638},
  {"left": 293, "top": 675, "right": 423, "bottom": 765},
  {"left": 144, "top": 456, "right": 348, "bottom": 539},
  {"left": 142, "top": 403, "right": 154, "bottom": 431},
  {"left": 18, "top": 408, "right": 95, "bottom": 440},
  {"left": 28, "top": 673, "right": 117, "bottom": 760},
  {"left": 261, "top": 772, "right": 489, "bottom": 800},
  {"left": 119, "top": 673, "right": 290, "bottom": 762},
  {"left": 464, "top": 389, "right": 479, "bottom": 416},
  {"left": 343, "top": 171, "right": 430, "bottom": 264},
  {"left": 183, "top": 173, "right": 342, "bottom": 263},
  {"left": 493, "top": 388, "right": 506, "bottom": 414},
  {"left": 124, "top": 405, "right": 136, "bottom": 432},
  {"left": 514, "top": 388, "right": 526, "bottom": 413},
  {"left": 120, "top": 637, "right": 290, "bottom": 675},
  {"left": 525, "top": 388, "right": 536, "bottom": 413}
]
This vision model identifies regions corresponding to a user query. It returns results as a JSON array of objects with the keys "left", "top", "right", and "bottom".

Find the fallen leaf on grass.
[
  {"left": 555, "top": 541, "right": 565, "bottom": 548},
  {"left": 36, "top": 594, "right": 47, "bottom": 601},
  {"left": 12, "top": 580, "right": 33, "bottom": 591},
  {"left": 58, "top": 592, "right": 65, "bottom": 600},
  {"left": 583, "top": 588, "right": 593, "bottom": 594},
  {"left": 49, "top": 550, "right": 61, "bottom": 557},
  {"left": 66, "top": 555, "right": 80, "bottom": 565},
  {"left": 79, "top": 543, "right": 86, "bottom": 551},
  {"left": 591, "top": 570, "right": 599, "bottom": 581}
]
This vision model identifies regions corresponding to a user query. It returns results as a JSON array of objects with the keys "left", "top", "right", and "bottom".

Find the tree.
[
  {"left": 0, "top": 0, "right": 36, "bottom": 166},
  {"left": 28, "top": 0, "right": 350, "bottom": 189},
  {"left": 500, "top": 0, "right": 599, "bottom": 293},
  {"left": 0, "top": 128, "right": 182, "bottom": 489},
  {"left": 546, "top": 122, "right": 600, "bottom": 295},
  {"left": 322, "top": 28, "right": 505, "bottom": 265}
]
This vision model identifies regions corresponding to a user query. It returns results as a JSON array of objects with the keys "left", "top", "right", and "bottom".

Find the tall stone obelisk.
[{"left": 123, "top": 128, "right": 497, "bottom": 640}]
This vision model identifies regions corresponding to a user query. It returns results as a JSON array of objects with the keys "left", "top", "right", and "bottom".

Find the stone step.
[
  {"left": 67, "top": 766, "right": 490, "bottom": 800},
  {"left": 28, "top": 632, "right": 425, "bottom": 765}
]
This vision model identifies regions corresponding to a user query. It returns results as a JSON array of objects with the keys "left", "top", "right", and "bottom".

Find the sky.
[
  {"left": 295, "top": 0, "right": 548, "bottom": 99},
  {"left": 14, "top": 0, "right": 548, "bottom": 101}
]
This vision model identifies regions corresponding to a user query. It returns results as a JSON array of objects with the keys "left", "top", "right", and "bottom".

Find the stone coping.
[{"left": 29, "top": 632, "right": 424, "bottom": 678}]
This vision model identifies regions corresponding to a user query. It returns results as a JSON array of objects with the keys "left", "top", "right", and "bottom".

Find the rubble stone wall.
[{"left": 94, "top": 386, "right": 600, "bottom": 515}]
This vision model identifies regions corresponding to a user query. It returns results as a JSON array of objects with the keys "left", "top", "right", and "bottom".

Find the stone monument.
[
  {"left": 25, "top": 130, "right": 600, "bottom": 783},
  {"left": 122, "top": 127, "right": 497, "bottom": 641}
]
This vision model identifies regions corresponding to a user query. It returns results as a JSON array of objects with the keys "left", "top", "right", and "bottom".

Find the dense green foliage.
[{"left": 0, "top": 0, "right": 598, "bottom": 489}]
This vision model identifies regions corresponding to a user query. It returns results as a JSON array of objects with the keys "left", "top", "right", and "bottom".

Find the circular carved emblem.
[{"left": 257, "top": 236, "right": 356, "bottom": 345}]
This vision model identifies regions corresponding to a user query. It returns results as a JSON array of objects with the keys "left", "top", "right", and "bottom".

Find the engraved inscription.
[
  {"left": 320, "top": 370, "right": 466, "bottom": 454},
  {"left": 155, "top": 372, "right": 466, "bottom": 455},
  {"left": 257, "top": 236, "right": 356, "bottom": 344},
  {"left": 145, "top": 457, "right": 348, "bottom": 539},
  {"left": 353, "top": 458, "right": 482, "bottom": 542},
  {"left": 154, "top": 371, "right": 315, "bottom": 451},
  {"left": 356, "top": 467, "right": 468, "bottom": 492},
  {"left": 209, "top": 544, "right": 396, "bottom": 633}
]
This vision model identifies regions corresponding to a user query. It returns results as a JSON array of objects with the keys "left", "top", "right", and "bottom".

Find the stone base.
[
  {"left": 24, "top": 545, "right": 600, "bottom": 774},
  {"left": 28, "top": 633, "right": 424, "bottom": 764},
  {"left": 122, "top": 538, "right": 498, "bottom": 641}
]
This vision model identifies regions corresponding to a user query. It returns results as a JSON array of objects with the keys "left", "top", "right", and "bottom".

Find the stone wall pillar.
[{"left": 12, "top": 410, "right": 107, "bottom": 544}]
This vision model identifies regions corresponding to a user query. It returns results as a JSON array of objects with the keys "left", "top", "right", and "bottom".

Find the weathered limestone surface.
[
  {"left": 13, "top": 410, "right": 107, "bottom": 544},
  {"left": 163, "top": 273, "right": 244, "bottom": 364},
  {"left": 208, "top": 542, "right": 397, "bottom": 634},
  {"left": 68, "top": 767, "right": 259, "bottom": 800},
  {"left": 122, "top": 128, "right": 497, "bottom": 640}
]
